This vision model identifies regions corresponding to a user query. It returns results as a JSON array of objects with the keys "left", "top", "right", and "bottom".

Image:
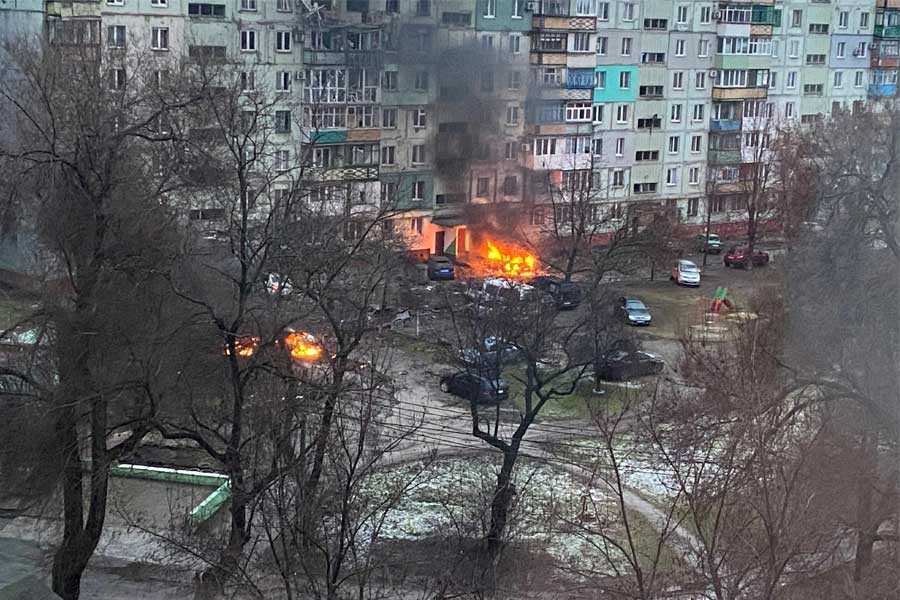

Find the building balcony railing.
[
  {"left": 868, "top": 82, "right": 898, "bottom": 96},
  {"left": 708, "top": 149, "right": 742, "bottom": 164},
  {"left": 710, "top": 119, "right": 742, "bottom": 132},
  {"left": 712, "top": 86, "right": 768, "bottom": 100},
  {"left": 312, "top": 165, "right": 379, "bottom": 182},
  {"left": 875, "top": 24, "right": 900, "bottom": 38}
]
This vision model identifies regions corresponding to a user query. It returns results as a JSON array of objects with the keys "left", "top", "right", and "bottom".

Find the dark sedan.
[
  {"left": 620, "top": 296, "right": 652, "bottom": 326},
  {"left": 595, "top": 350, "right": 664, "bottom": 382},
  {"left": 723, "top": 246, "right": 770, "bottom": 268},
  {"left": 439, "top": 371, "right": 510, "bottom": 404},
  {"left": 528, "top": 275, "right": 583, "bottom": 309},
  {"left": 458, "top": 336, "right": 521, "bottom": 371},
  {"left": 427, "top": 255, "right": 455, "bottom": 280}
]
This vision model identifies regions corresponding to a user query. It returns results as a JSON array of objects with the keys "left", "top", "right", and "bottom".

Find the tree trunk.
[
  {"left": 485, "top": 447, "right": 519, "bottom": 561},
  {"left": 52, "top": 413, "right": 87, "bottom": 600},
  {"left": 853, "top": 428, "right": 878, "bottom": 581}
]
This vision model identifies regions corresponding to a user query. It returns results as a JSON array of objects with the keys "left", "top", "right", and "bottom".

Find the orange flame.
[
  {"left": 284, "top": 331, "right": 323, "bottom": 362},
  {"left": 484, "top": 241, "right": 537, "bottom": 278},
  {"left": 226, "top": 336, "right": 259, "bottom": 357}
]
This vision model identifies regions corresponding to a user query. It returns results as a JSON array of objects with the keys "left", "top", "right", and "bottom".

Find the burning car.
[
  {"left": 475, "top": 240, "right": 539, "bottom": 279},
  {"left": 223, "top": 330, "right": 324, "bottom": 364}
]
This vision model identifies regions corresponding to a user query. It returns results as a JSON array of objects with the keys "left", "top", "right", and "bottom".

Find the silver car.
[{"left": 671, "top": 259, "right": 701, "bottom": 286}]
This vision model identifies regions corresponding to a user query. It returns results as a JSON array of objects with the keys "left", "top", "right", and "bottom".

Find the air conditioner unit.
[
  {"left": 708, "top": 69, "right": 719, "bottom": 78},
  {"left": 713, "top": 10, "right": 722, "bottom": 20},
  {"left": 294, "top": 71, "right": 305, "bottom": 81}
]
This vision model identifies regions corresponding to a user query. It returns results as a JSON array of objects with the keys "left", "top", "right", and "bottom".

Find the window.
[
  {"left": 855, "top": 70, "right": 865, "bottom": 87},
  {"left": 382, "top": 107, "right": 397, "bottom": 128},
  {"left": 512, "top": 0, "right": 523, "bottom": 18},
  {"left": 635, "top": 150, "right": 659, "bottom": 161},
  {"left": 789, "top": 40, "right": 800, "bottom": 58},
  {"left": 687, "top": 198, "right": 699, "bottom": 216},
  {"left": 639, "top": 85, "right": 664, "bottom": 97},
  {"left": 535, "top": 138, "right": 557, "bottom": 155},
  {"left": 188, "top": 3, "right": 226, "bottom": 17},
  {"left": 382, "top": 71, "right": 397, "bottom": 91},
  {"left": 483, "top": 0, "right": 495, "bottom": 18},
  {"left": 637, "top": 116, "right": 662, "bottom": 128},
  {"left": 691, "top": 135, "right": 702, "bottom": 152},
  {"left": 108, "top": 68, "right": 126, "bottom": 90},
  {"left": 598, "top": 2, "right": 609, "bottom": 20},
  {"left": 592, "top": 104, "right": 605, "bottom": 123},
  {"left": 595, "top": 71, "right": 606, "bottom": 88},
  {"left": 275, "top": 149, "right": 290, "bottom": 171},
  {"left": 787, "top": 71, "right": 797, "bottom": 88},
  {"left": 481, "top": 35, "right": 493, "bottom": 50},
  {"left": 671, "top": 103, "right": 682, "bottom": 122},
  {"left": 689, "top": 167, "right": 700, "bottom": 185},
  {"left": 619, "top": 71, "right": 631, "bottom": 88},
  {"left": 860, "top": 12, "right": 869, "bottom": 28},
  {"left": 622, "top": 3, "right": 634, "bottom": 21},
  {"left": 240, "top": 29, "right": 256, "bottom": 51},
  {"left": 107, "top": 25, "right": 126, "bottom": 48},
  {"left": 597, "top": 36, "right": 608, "bottom": 55},
  {"left": 566, "top": 102, "right": 592, "bottom": 122},
  {"left": 692, "top": 103, "right": 705, "bottom": 122},
  {"left": 855, "top": 42, "right": 867, "bottom": 58},
  {"left": 240, "top": 0, "right": 255, "bottom": 9},
  {"left": 833, "top": 71, "right": 843, "bottom": 88},
  {"left": 107, "top": 0, "right": 124, "bottom": 4},
  {"left": 411, "top": 145, "right": 426, "bottom": 165},
  {"left": 616, "top": 105, "right": 629, "bottom": 123},
  {"left": 481, "top": 71, "right": 494, "bottom": 92},
  {"left": 473, "top": 177, "right": 490, "bottom": 197},
  {"left": 509, "top": 35, "right": 521, "bottom": 54},
  {"left": 791, "top": 9, "right": 802, "bottom": 27},
  {"left": 381, "top": 146, "right": 397, "bottom": 167},
  {"left": 503, "top": 176, "right": 519, "bottom": 195},
  {"left": 412, "top": 181, "right": 425, "bottom": 202},
  {"left": 837, "top": 42, "right": 845, "bottom": 58},
  {"left": 839, "top": 11, "right": 849, "bottom": 28},
  {"left": 698, "top": 39, "right": 709, "bottom": 57},
  {"left": 666, "top": 168, "right": 678, "bottom": 186},
  {"left": 644, "top": 18, "right": 667, "bottom": 29},
  {"left": 803, "top": 83, "right": 824, "bottom": 95},
  {"left": 414, "top": 71, "right": 429, "bottom": 91},
  {"left": 672, "top": 71, "right": 684, "bottom": 89},
  {"left": 537, "top": 33, "right": 565, "bottom": 51},
  {"left": 592, "top": 139, "right": 603, "bottom": 155},
  {"left": 508, "top": 71, "right": 522, "bottom": 90},
  {"left": 506, "top": 106, "right": 520, "bottom": 125},
  {"left": 675, "top": 39, "right": 685, "bottom": 56},
  {"left": 677, "top": 5, "right": 688, "bottom": 23},
  {"left": 565, "top": 136, "right": 591, "bottom": 154},
  {"left": 809, "top": 23, "right": 828, "bottom": 34},
  {"left": 700, "top": 6, "right": 711, "bottom": 24},
  {"left": 615, "top": 138, "right": 625, "bottom": 156},
  {"left": 612, "top": 169, "right": 625, "bottom": 187},
  {"left": 542, "top": 67, "right": 561, "bottom": 85},
  {"left": 634, "top": 182, "right": 658, "bottom": 194},
  {"left": 621, "top": 37, "right": 632, "bottom": 56},
  {"left": 573, "top": 33, "right": 591, "bottom": 52},
  {"left": 668, "top": 136, "right": 680, "bottom": 153},
  {"left": 151, "top": 26, "right": 168, "bottom": 50},
  {"left": 575, "top": 0, "right": 596, "bottom": 16},
  {"left": 642, "top": 52, "right": 665, "bottom": 63},
  {"left": 806, "top": 54, "right": 826, "bottom": 65},
  {"left": 276, "top": 31, "right": 291, "bottom": 52},
  {"left": 277, "top": 0, "right": 291, "bottom": 11},
  {"left": 504, "top": 142, "right": 516, "bottom": 159},
  {"left": 785, "top": 102, "right": 794, "bottom": 118},
  {"left": 413, "top": 109, "right": 427, "bottom": 128},
  {"left": 695, "top": 72, "right": 706, "bottom": 89},
  {"left": 275, "top": 110, "right": 291, "bottom": 133},
  {"left": 769, "top": 71, "right": 777, "bottom": 88},
  {"left": 276, "top": 71, "right": 291, "bottom": 92},
  {"left": 150, "top": 0, "right": 166, "bottom": 6}
]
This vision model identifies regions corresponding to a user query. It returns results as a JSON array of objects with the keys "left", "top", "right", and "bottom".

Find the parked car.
[
  {"left": 427, "top": 255, "right": 455, "bottom": 280},
  {"left": 696, "top": 233, "right": 723, "bottom": 254},
  {"left": 671, "top": 259, "right": 701, "bottom": 286},
  {"left": 620, "top": 296, "right": 652, "bottom": 326},
  {"left": 458, "top": 336, "right": 522, "bottom": 371},
  {"left": 439, "top": 371, "right": 510, "bottom": 404},
  {"left": 723, "top": 246, "right": 770, "bottom": 268},
  {"left": 595, "top": 349, "right": 664, "bottom": 381},
  {"left": 529, "top": 275, "right": 583, "bottom": 309}
]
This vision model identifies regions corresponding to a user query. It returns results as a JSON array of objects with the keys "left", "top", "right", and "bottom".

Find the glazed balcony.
[
  {"left": 708, "top": 149, "right": 742, "bottom": 164},
  {"left": 712, "top": 86, "right": 768, "bottom": 100},
  {"left": 869, "top": 82, "right": 898, "bottom": 96},
  {"left": 710, "top": 118, "right": 742, "bottom": 132}
]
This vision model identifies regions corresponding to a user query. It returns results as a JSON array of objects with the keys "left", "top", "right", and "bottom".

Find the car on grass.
[
  {"left": 427, "top": 255, "right": 455, "bottom": 280},
  {"left": 696, "top": 233, "right": 723, "bottom": 254},
  {"left": 528, "top": 275, "right": 583, "bottom": 309},
  {"left": 723, "top": 246, "right": 770, "bottom": 268},
  {"left": 620, "top": 297, "right": 652, "bottom": 326},
  {"left": 671, "top": 259, "right": 701, "bottom": 286},
  {"left": 458, "top": 336, "right": 521, "bottom": 371},
  {"left": 439, "top": 371, "right": 510, "bottom": 404},
  {"left": 595, "top": 349, "right": 664, "bottom": 381}
]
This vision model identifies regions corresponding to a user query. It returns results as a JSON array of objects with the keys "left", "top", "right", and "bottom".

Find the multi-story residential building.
[{"left": 1, "top": 0, "right": 894, "bottom": 261}]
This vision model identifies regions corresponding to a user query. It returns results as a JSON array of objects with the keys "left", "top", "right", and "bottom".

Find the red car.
[{"left": 724, "top": 246, "right": 770, "bottom": 268}]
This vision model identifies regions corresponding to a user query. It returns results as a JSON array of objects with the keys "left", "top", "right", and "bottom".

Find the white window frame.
[
  {"left": 675, "top": 39, "right": 685, "bottom": 56},
  {"left": 573, "top": 32, "right": 591, "bottom": 52},
  {"left": 512, "top": 0, "right": 523, "bottom": 18},
  {"left": 695, "top": 72, "right": 706, "bottom": 89},
  {"left": 107, "top": 25, "right": 126, "bottom": 48},
  {"left": 506, "top": 105, "right": 520, "bottom": 125},
  {"left": 276, "top": 71, "right": 291, "bottom": 92},
  {"left": 276, "top": 31, "right": 292, "bottom": 52},
  {"left": 668, "top": 135, "right": 680, "bottom": 153},
  {"left": 615, "top": 138, "right": 625, "bottom": 156},
  {"left": 150, "top": 0, "right": 166, "bottom": 6},
  {"left": 621, "top": 37, "right": 632, "bottom": 56},
  {"left": 413, "top": 108, "right": 427, "bottom": 129},
  {"left": 616, "top": 104, "right": 629, "bottom": 123},
  {"left": 688, "top": 167, "right": 700, "bottom": 185},
  {"left": 575, "top": 0, "right": 597, "bottom": 16},
  {"left": 666, "top": 167, "right": 678, "bottom": 186},
  {"left": 240, "top": 29, "right": 257, "bottom": 52},
  {"left": 700, "top": 6, "right": 711, "bottom": 24},
  {"left": 151, "top": 26, "right": 169, "bottom": 50},
  {"left": 672, "top": 71, "right": 684, "bottom": 89},
  {"left": 484, "top": 0, "right": 495, "bottom": 18},
  {"left": 619, "top": 71, "right": 631, "bottom": 89},
  {"left": 411, "top": 144, "right": 426, "bottom": 165},
  {"left": 671, "top": 104, "right": 682, "bottom": 122},
  {"left": 677, "top": 5, "right": 688, "bottom": 24},
  {"left": 240, "top": 0, "right": 257, "bottom": 11}
]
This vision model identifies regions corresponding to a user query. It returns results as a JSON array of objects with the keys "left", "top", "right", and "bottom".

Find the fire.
[
  {"left": 226, "top": 336, "right": 259, "bottom": 357},
  {"left": 284, "top": 331, "right": 323, "bottom": 362},
  {"left": 484, "top": 240, "right": 537, "bottom": 278}
]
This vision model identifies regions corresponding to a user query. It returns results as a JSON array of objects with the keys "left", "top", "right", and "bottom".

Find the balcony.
[
  {"left": 751, "top": 6, "right": 781, "bottom": 26},
  {"left": 710, "top": 119, "right": 741, "bottom": 132},
  {"left": 567, "top": 68, "right": 594, "bottom": 89},
  {"left": 875, "top": 24, "right": 900, "bottom": 38},
  {"left": 315, "top": 165, "right": 379, "bottom": 182},
  {"left": 712, "top": 86, "right": 768, "bottom": 100},
  {"left": 708, "top": 149, "right": 741, "bottom": 164},
  {"left": 869, "top": 82, "right": 898, "bottom": 96}
]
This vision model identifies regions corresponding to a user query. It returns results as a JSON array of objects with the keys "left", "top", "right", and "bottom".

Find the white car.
[{"left": 671, "top": 260, "right": 701, "bottom": 286}]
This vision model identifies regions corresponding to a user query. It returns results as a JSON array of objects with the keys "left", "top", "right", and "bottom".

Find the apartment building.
[{"left": 1, "top": 0, "right": 894, "bottom": 258}]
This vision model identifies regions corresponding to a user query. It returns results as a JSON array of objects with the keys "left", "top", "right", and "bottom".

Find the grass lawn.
[{"left": 617, "top": 280, "right": 714, "bottom": 340}]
